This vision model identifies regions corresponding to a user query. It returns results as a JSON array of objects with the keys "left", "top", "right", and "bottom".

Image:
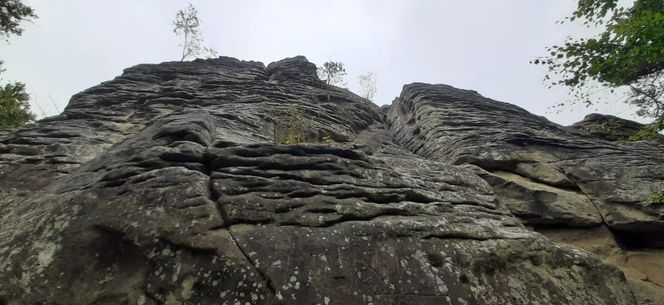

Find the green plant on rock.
[
  {"left": 650, "top": 191, "right": 664, "bottom": 204},
  {"left": 595, "top": 121, "right": 620, "bottom": 135},
  {"left": 629, "top": 116, "right": 663, "bottom": 141},
  {"left": 273, "top": 106, "right": 309, "bottom": 144},
  {"left": 272, "top": 105, "right": 335, "bottom": 145}
]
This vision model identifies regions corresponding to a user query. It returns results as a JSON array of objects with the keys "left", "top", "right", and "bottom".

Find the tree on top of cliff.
[
  {"left": 534, "top": 0, "right": 664, "bottom": 137},
  {"left": 173, "top": 3, "right": 217, "bottom": 61},
  {"left": 317, "top": 61, "right": 347, "bottom": 87},
  {"left": 357, "top": 72, "right": 377, "bottom": 101}
]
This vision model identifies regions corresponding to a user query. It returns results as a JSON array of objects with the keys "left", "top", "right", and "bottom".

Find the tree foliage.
[
  {"left": 0, "top": 0, "right": 36, "bottom": 129},
  {"left": 0, "top": 0, "right": 37, "bottom": 41},
  {"left": 628, "top": 115, "right": 664, "bottom": 141},
  {"left": 317, "top": 61, "right": 347, "bottom": 87},
  {"left": 0, "top": 81, "right": 35, "bottom": 129},
  {"left": 173, "top": 3, "right": 217, "bottom": 61},
  {"left": 357, "top": 72, "right": 377, "bottom": 101},
  {"left": 534, "top": 0, "right": 664, "bottom": 136}
]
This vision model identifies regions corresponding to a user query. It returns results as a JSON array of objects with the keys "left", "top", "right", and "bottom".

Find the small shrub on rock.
[{"left": 650, "top": 191, "right": 664, "bottom": 204}]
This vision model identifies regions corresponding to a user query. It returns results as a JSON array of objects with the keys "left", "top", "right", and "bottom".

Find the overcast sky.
[{"left": 1, "top": 0, "right": 641, "bottom": 125}]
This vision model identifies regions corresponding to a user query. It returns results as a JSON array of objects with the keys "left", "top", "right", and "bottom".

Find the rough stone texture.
[
  {"left": 387, "top": 83, "right": 664, "bottom": 304},
  {"left": 0, "top": 56, "right": 654, "bottom": 304},
  {"left": 569, "top": 113, "right": 663, "bottom": 142},
  {"left": 539, "top": 226, "right": 664, "bottom": 305}
]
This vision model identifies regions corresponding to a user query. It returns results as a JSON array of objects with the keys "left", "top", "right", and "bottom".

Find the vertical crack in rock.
[
  {"left": 227, "top": 227, "right": 281, "bottom": 303},
  {"left": 583, "top": 192, "right": 609, "bottom": 227},
  {"left": 202, "top": 152, "right": 228, "bottom": 229},
  {"left": 206, "top": 175, "right": 227, "bottom": 229}
]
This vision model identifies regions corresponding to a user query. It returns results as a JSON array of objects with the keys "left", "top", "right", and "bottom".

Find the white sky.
[{"left": 0, "top": 0, "right": 643, "bottom": 125}]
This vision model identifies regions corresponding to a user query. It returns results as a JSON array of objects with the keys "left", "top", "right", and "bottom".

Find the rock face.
[
  {"left": 0, "top": 56, "right": 661, "bottom": 304},
  {"left": 387, "top": 83, "right": 664, "bottom": 305},
  {"left": 569, "top": 113, "right": 648, "bottom": 141}
]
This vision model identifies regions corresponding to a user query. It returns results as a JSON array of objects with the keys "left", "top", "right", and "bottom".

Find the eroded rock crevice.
[{"left": 227, "top": 227, "right": 281, "bottom": 302}]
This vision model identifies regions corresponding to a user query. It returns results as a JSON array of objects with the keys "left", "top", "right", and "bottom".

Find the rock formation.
[
  {"left": 569, "top": 113, "right": 664, "bottom": 142},
  {"left": 0, "top": 56, "right": 662, "bottom": 305},
  {"left": 387, "top": 83, "right": 664, "bottom": 305}
]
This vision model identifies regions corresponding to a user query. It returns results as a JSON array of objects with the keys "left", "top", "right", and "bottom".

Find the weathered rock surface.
[
  {"left": 0, "top": 56, "right": 659, "bottom": 304},
  {"left": 569, "top": 113, "right": 663, "bottom": 142},
  {"left": 387, "top": 83, "right": 664, "bottom": 304}
]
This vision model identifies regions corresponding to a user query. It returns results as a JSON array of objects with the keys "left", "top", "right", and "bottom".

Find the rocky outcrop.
[
  {"left": 387, "top": 83, "right": 664, "bottom": 304},
  {"left": 0, "top": 56, "right": 659, "bottom": 304},
  {"left": 569, "top": 113, "right": 662, "bottom": 142}
]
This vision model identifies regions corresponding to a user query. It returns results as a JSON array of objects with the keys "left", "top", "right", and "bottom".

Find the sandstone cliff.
[{"left": 0, "top": 56, "right": 662, "bottom": 305}]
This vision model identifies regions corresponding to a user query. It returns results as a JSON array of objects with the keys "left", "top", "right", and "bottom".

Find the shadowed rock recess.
[{"left": 0, "top": 56, "right": 661, "bottom": 305}]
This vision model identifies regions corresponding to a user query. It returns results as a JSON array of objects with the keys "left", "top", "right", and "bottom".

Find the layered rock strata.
[
  {"left": 1, "top": 56, "right": 660, "bottom": 305},
  {"left": 387, "top": 83, "right": 664, "bottom": 304}
]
